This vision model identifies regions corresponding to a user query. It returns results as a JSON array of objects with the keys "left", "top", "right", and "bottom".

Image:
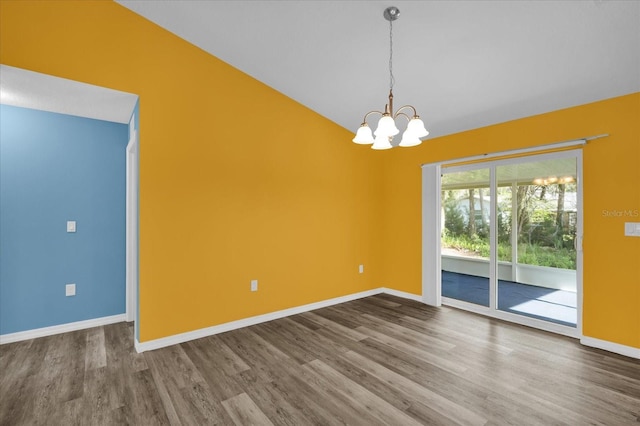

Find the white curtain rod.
[{"left": 420, "top": 134, "right": 608, "bottom": 168}]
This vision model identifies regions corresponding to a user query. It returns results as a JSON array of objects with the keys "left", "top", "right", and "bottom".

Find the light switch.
[
  {"left": 66, "top": 283, "right": 76, "bottom": 296},
  {"left": 67, "top": 221, "right": 76, "bottom": 233},
  {"left": 625, "top": 222, "right": 640, "bottom": 237}
]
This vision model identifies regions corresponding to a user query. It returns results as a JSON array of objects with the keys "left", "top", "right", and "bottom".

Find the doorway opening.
[{"left": 1, "top": 65, "right": 140, "bottom": 342}]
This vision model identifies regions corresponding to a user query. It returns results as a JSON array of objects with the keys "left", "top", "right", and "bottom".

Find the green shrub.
[{"left": 442, "top": 234, "right": 576, "bottom": 269}]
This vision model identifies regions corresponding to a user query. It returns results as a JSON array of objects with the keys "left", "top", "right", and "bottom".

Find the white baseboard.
[
  {"left": 580, "top": 336, "right": 640, "bottom": 359},
  {"left": 135, "top": 288, "right": 386, "bottom": 353},
  {"left": 380, "top": 287, "right": 423, "bottom": 302},
  {"left": 0, "top": 314, "right": 126, "bottom": 345},
  {"left": 7, "top": 293, "right": 637, "bottom": 362}
]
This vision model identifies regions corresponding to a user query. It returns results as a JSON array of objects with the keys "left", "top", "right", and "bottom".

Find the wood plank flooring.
[{"left": 2, "top": 294, "right": 639, "bottom": 425}]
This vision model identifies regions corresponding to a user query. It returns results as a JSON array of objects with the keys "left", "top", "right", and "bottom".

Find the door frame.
[
  {"left": 423, "top": 147, "right": 584, "bottom": 338},
  {"left": 125, "top": 117, "right": 138, "bottom": 325}
]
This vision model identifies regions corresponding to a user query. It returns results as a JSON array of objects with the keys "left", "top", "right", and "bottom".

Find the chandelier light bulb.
[
  {"left": 399, "top": 130, "right": 422, "bottom": 147},
  {"left": 352, "top": 124, "right": 374, "bottom": 144},
  {"left": 407, "top": 117, "right": 429, "bottom": 138},
  {"left": 374, "top": 115, "right": 400, "bottom": 137},
  {"left": 372, "top": 135, "right": 393, "bottom": 150}
]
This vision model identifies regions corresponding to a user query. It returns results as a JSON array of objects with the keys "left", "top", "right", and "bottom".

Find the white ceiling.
[
  {"left": 0, "top": 65, "right": 137, "bottom": 124},
  {"left": 116, "top": 0, "right": 640, "bottom": 139}
]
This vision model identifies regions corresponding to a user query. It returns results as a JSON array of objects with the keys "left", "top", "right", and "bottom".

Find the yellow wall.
[
  {"left": 1, "top": 1, "right": 384, "bottom": 341},
  {"left": 2, "top": 1, "right": 638, "bottom": 350},
  {"left": 381, "top": 93, "right": 640, "bottom": 349}
]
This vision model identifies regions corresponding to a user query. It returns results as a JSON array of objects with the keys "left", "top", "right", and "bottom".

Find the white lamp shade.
[
  {"left": 374, "top": 115, "right": 400, "bottom": 137},
  {"left": 371, "top": 135, "right": 393, "bottom": 150},
  {"left": 407, "top": 117, "right": 429, "bottom": 138},
  {"left": 352, "top": 124, "right": 374, "bottom": 144},
  {"left": 399, "top": 130, "right": 422, "bottom": 147}
]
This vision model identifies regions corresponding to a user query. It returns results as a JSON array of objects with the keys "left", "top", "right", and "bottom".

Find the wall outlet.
[
  {"left": 67, "top": 221, "right": 76, "bottom": 233},
  {"left": 359, "top": 264, "right": 364, "bottom": 274},
  {"left": 250, "top": 280, "right": 258, "bottom": 292},
  {"left": 65, "top": 283, "right": 76, "bottom": 296}
]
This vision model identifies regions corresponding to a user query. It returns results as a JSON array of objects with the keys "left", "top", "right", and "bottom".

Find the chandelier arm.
[
  {"left": 362, "top": 110, "right": 385, "bottom": 123},
  {"left": 394, "top": 111, "right": 412, "bottom": 122},
  {"left": 394, "top": 105, "right": 418, "bottom": 118}
]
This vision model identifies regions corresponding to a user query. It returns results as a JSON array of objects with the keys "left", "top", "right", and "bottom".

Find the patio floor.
[{"left": 441, "top": 270, "right": 577, "bottom": 327}]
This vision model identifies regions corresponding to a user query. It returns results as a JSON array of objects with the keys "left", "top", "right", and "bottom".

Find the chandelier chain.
[{"left": 389, "top": 18, "right": 395, "bottom": 91}]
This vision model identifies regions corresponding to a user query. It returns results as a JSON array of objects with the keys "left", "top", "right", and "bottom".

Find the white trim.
[
  {"left": 422, "top": 163, "right": 442, "bottom": 306},
  {"left": 489, "top": 167, "right": 497, "bottom": 310},
  {"left": 575, "top": 150, "right": 584, "bottom": 337},
  {"left": 0, "top": 314, "right": 126, "bottom": 344},
  {"left": 580, "top": 336, "right": 640, "bottom": 359},
  {"left": 443, "top": 297, "right": 579, "bottom": 338},
  {"left": 4, "top": 291, "right": 637, "bottom": 361},
  {"left": 420, "top": 136, "right": 602, "bottom": 168},
  {"left": 442, "top": 148, "right": 582, "bottom": 174},
  {"left": 510, "top": 181, "right": 518, "bottom": 281},
  {"left": 135, "top": 289, "right": 385, "bottom": 353},
  {"left": 125, "top": 128, "right": 138, "bottom": 324},
  {"left": 381, "top": 287, "right": 423, "bottom": 302}
]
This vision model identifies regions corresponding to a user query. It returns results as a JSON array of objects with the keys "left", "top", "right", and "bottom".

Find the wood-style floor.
[{"left": 1, "top": 294, "right": 639, "bottom": 425}]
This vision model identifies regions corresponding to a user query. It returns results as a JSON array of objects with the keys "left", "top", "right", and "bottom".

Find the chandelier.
[{"left": 352, "top": 6, "right": 429, "bottom": 150}]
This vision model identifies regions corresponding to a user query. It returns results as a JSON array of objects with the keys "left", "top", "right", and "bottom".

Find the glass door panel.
[
  {"left": 495, "top": 158, "right": 577, "bottom": 327},
  {"left": 441, "top": 168, "right": 491, "bottom": 307}
]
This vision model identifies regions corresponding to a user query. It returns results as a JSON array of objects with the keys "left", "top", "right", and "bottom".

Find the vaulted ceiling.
[
  {"left": 116, "top": 0, "right": 640, "bottom": 138},
  {"left": 2, "top": 1, "right": 638, "bottom": 134}
]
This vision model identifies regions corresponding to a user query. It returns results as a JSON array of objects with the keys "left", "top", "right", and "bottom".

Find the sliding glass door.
[
  {"left": 440, "top": 151, "right": 580, "bottom": 331},
  {"left": 441, "top": 168, "right": 491, "bottom": 307},
  {"left": 495, "top": 157, "right": 578, "bottom": 326}
]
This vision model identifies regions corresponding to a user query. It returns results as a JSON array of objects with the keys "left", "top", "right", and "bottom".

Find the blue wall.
[{"left": 0, "top": 105, "right": 128, "bottom": 334}]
